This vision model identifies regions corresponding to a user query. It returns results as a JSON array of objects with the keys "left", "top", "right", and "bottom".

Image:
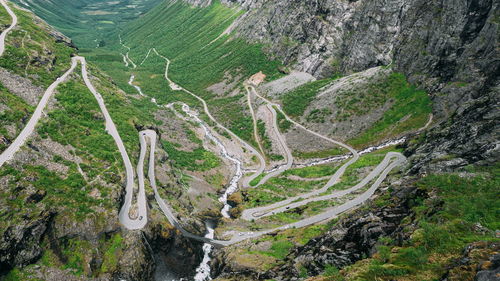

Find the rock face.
[
  {"left": 442, "top": 241, "right": 500, "bottom": 281},
  {"left": 185, "top": 0, "right": 403, "bottom": 76},
  {"left": 0, "top": 211, "right": 54, "bottom": 270},
  {"left": 201, "top": 0, "right": 499, "bottom": 169},
  {"left": 396, "top": 0, "right": 500, "bottom": 172},
  {"left": 145, "top": 216, "right": 204, "bottom": 279},
  {"left": 212, "top": 180, "right": 426, "bottom": 280},
  {"left": 0, "top": 68, "right": 45, "bottom": 106},
  {"left": 273, "top": 183, "right": 425, "bottom": 279}
]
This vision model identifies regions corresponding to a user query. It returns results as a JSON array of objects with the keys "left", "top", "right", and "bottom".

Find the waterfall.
[
  {"left": 180, "top": 104, "right": 243, "bottom": 218},
  {"left": 193, "top": 222, "right": 215, "bottom": 281}
]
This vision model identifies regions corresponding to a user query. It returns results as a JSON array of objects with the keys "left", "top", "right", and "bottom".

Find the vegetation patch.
[
  {"left": 0, "top": 5, "right": 74, "bottom": 87},
  {"left": 292, "top": 147, "right": 347, "bottom": 160},
  {"left": 161, "top": 140, "right": 220, "bottom": 172},
  {"left": 275, "top": 107, "right": 292, "bottom": 132},
  {"left": 283, "top": 163, "right": 341, "bottom": 179},
  {"left": 339, "top": 165, "right": 499, "bottom": 281},
  {"left": 100, "top": 233, "right": 124, "bottom": 273},
  {"left": 244, "top": 177, "right": 327, "bottom": 208},
  {"left": 0, "top": 83, "right": 33, "bottom": 152},
  {"left": 281, "top": 78, "right": 336, "bottom": 117},
  {"left": 348, "top": 73, "right": 431, "bottom": 148}
]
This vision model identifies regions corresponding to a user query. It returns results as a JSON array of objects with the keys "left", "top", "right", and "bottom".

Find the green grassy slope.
[
  {"left": 82, "top": 0, "right": 283, "bottom": 144},
  {"left": 334, "top": 165, "right": 500, "bottom": 281},
  {"left": 0, "top": 6, "right": 160, "bottom": 277},
  {"left": 0, "top": 3, "right": 73, "bottom": 154},
  {"left": 12, "top": 0, "right": 164, "bottom": 48},
  {"left": 347, "top": 73, "right": 432, "bottom": 147},
  {"left": 0, "top": 83, "right": 33, "bottom": 153},
  {"left": 0, "top": 3, "right": 11, "bottom": 26},
  {"left": 0, "top": 4, "right": 74, "bottom": 87},
  {"left": 279, "top": 72, "right": 432, "bottom": 149},
  {"left": 120, "top": 0, "right": 282, "bottom": 93}
]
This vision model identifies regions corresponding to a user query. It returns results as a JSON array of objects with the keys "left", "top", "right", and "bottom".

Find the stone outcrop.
[
  {"left": 0, "top": 211, "right": 54, "bottom": 270},
  {"left": 396, "top": 0, "right": 500, "bottom": 172},
  {"left": 441, "top": 241, "right": 500, "bottom": 281},
  {"left": 210, "top": 0, "right": 499, "bottom": 170}
]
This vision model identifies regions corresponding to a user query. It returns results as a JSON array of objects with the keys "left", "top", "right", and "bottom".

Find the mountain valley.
[{"left": 0, "top": 0, "right": 498, "bottom": 281}]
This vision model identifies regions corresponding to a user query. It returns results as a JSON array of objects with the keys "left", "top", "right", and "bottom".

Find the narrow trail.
[
  {"left": 119, "top": 35, "right": 137, "bottom": 69},
  {"left": 201, "top": 9, "right": 243, "bottom": 50},
  {"left": 247, "top": 87, "right": 266, "bottom": 156},
  {"left": 0, "top": 0, "right": 17, "bottom": 57},
  {"left": 139, "top": 48, "right": 153, "bottom": 66}
]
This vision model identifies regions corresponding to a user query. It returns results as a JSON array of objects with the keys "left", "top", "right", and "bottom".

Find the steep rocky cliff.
[
  {"left": 179, "top": 0, "right": 499, "bottom": 169},
  {"left": 395, "top": 0, "right": 499, "bottom": 171}
]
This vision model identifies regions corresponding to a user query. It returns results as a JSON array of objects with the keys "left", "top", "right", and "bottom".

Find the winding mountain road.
[
  {"left": 242, "top": 152, "right": 403, "bottom": 220},
  {"left": 0, "top": 6, "right": 409, "bottom": 247},
  {"left": 0, "top": 57, "right": 77, "bottom": 167},
  {"left": 0, "top": 0, "right": 17, "bottom": 57},
  {"left": 141, "top": 49, "right": 407, "bottom": 245},
  {"left": 251, "top": 103, "right": 294, "bottom": 187},
  {"left": 78, "top": 56, "right": 147, "bottom": 230},
  {"left": 127, "top": 124, "right": 406, "bottom": 247},
  {"left": 247, "top": 86, "right": 266, "bottom": 156},
  {"left": 236, "top": 85, "right": 361, "bottom": 219},
  {"left": 151, "top": 48, "right": 266, "bottom": 187}
]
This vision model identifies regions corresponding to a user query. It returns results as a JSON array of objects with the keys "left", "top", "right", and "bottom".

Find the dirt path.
[{"left": 246, "top": 85, "right": 266, "bottom": 156}]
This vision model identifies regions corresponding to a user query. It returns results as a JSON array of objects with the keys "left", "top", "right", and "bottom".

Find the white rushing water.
[
  {"left": 180, "top": 104, "right": 243, "bottom": 218},
  {"left": 294, "top": 137, "right": 407, "bottom": 169},
  {"left": 193, "top": 222, "right": 215, "bottom": 281},
  {"left": 178, "top": 104, "right": 245, "bottom": 280},
  {"left": 359, "top": 137, "right": 406, "bottom": 155},
  {"left": 128, "top": 74, "right": 145, "bottom": 96},
  {"left": 293, "top": 154, "right": 351, "bottom": 169}
]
